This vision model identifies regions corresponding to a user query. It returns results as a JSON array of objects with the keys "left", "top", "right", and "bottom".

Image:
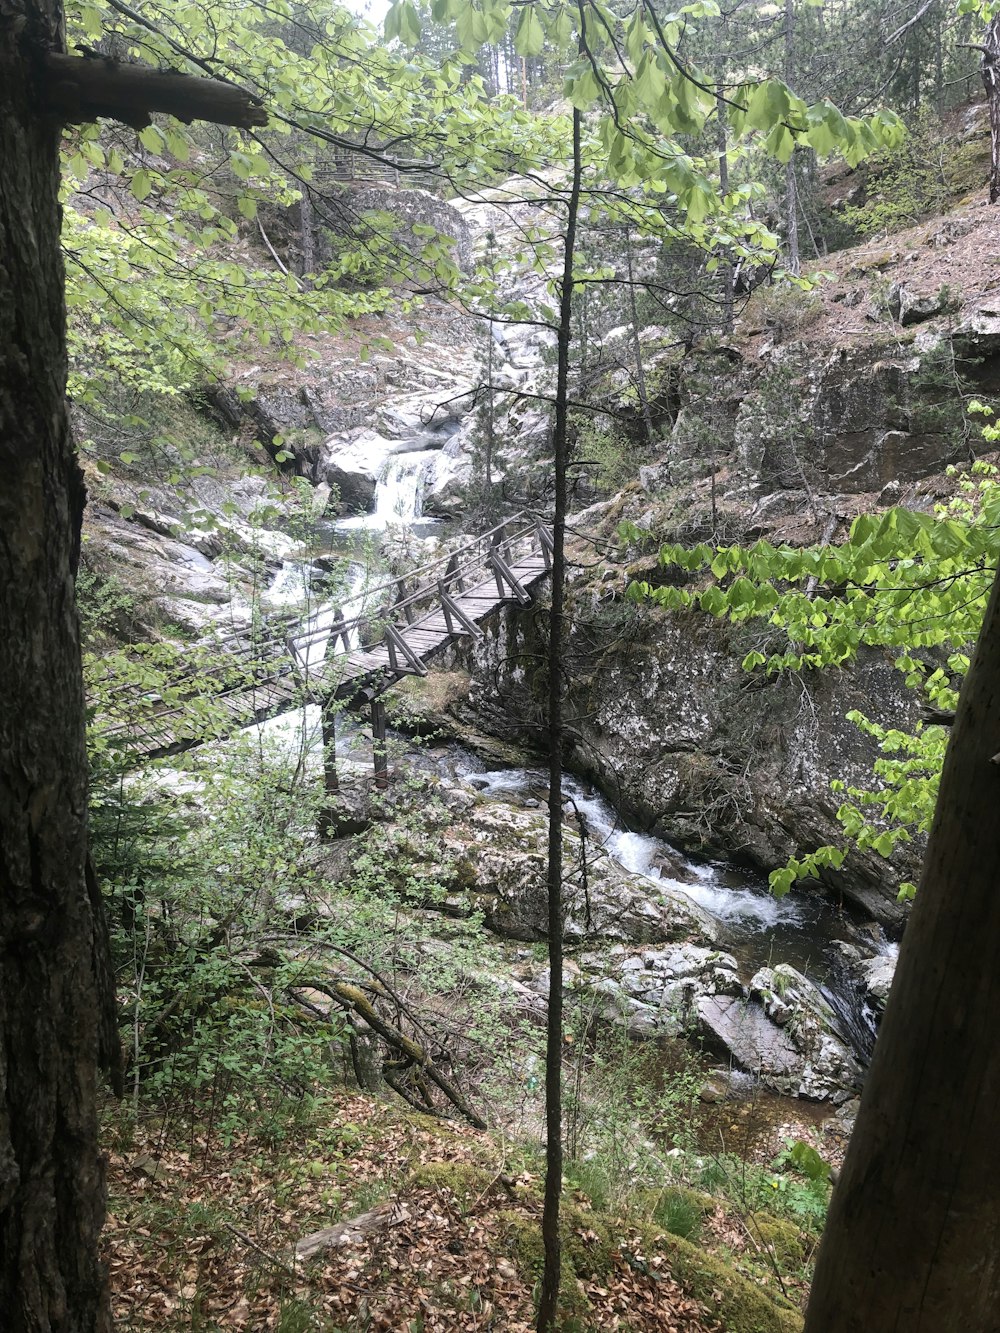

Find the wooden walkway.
[{"left": 99, "top": 513, "right": 553, "bottom": 765}]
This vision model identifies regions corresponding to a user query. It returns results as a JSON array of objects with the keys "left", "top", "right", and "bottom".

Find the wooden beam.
[
  {"left": 438, "top": 582, "right": 484, "bottom": 639},
  {"left": 44, "top": 53, "right": 267, "bottom": 129},
  {"left": 371, "top": 697, "right": 388, "bottom": 790},
  {"left": 487, "top": 546, "right": 531, "bottom": 604},
  {"left": 384, "top": 625, "right": 427, "bottom": 676}
]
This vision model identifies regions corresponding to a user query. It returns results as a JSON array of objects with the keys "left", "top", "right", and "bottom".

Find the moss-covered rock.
[
  {"left": 746, "top": 1213, "right": 814, "bottom": 1270},
  {"left": 662, "top": 1231, "right": 804, "bottom": 1333},
  {"left": 408, "top": 1160, "right": 496, "bottom": 1200}
]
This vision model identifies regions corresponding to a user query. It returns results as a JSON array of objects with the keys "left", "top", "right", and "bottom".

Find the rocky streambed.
[{"left": 306, "top": 725, "right": 897, "bottom": 1106}]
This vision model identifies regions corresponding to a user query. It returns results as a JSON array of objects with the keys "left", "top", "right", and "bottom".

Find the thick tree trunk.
[
  {"left": 0, "top": 4, "right": 118, "bottom": 1330},
  {"left": 44, "top": 53, "right": 266, "bottom": 129},
  {"left": 804, "top": 563, "right": 1000, "bottom": 1331}
]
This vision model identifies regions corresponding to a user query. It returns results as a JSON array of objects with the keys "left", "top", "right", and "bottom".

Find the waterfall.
[{"left": 336, "top": 450, "right": 435, "bottom": 533}]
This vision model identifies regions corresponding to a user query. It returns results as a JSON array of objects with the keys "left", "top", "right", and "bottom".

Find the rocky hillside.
[
  {"left": 80, "top": 119, "right": 1000, "bottom": 926},
  {"left": 417, "top": 195, "right": 999, "bottom": 928}
]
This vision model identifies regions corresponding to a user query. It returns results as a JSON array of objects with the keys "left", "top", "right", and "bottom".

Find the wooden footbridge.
[{"left": 98, "top": 513, "right": 553, "bottom": 783}]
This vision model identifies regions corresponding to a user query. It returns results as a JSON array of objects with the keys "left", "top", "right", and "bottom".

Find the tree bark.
[
  {"left": 299, "top": 185, "right": 316, "bottom": 283},
  {"left": 537, "top": 105, "right": 582, "bottom": 1333},
  {"left": 982, "top": 16, "right": 1000, "bottom": 205},
  {"left": 0, "top": 4, "right": 119, "bottom": 1330},
  {"left": 804, "top": 562, "right": 1000, "bottom": 1331},
  {"left": 783, "top": 0, "right": 800, "bottom": 275}
]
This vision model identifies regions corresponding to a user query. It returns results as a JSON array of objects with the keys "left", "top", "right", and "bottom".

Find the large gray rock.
[
  {"left": 334, "top": 184, "right": 473, "bottom": 273},
  {"left": 714, "top": 964, "right": 864, "bottom": 1100},
  {"left": 585, "top": 943, "right": 742, "bottom": 1036},
  {"left": 645, "top": 330, "right": 988, "bottom": 504},
  {"left": 886, "top": 282, "right": 948, "bottom": 326},
  {"left": 441, "top": 801, "right": 718, "bottom": 946},
  {"left": 320, "top": 427, "right": 410, "bottom": 514}
]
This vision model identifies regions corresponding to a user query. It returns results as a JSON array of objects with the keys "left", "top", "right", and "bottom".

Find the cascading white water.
[
  {"left": 254, "top": 561, "right": 371, "bottom": 755},
  {"left": 470, "top": 767, "right": 805, "bottom": 931},
  {"left": 335, "top": 450, "right": 436, "bottom": 533},
  {"left": 264, "top": 561, "right": 312, "bottom": 608},
  {"left": 279, "top": 561, "right": 367, "bottom": 676}
]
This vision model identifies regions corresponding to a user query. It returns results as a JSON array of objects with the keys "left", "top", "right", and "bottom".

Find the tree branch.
[
  {"left": 883, "top": 0, "right": 938, "bottom": 48},
  {"left": 44, "top": 53, "right": 267, "bottom": 129}
]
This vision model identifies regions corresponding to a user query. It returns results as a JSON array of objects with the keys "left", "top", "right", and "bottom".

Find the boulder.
[
  {"left": 696, "top": 965, "right": 864, "bottom": 1100},
  {"left": 886, "top": 282, "right": 948, "bottom": 326},
  {"left": 585, "top": 943, "right": 742, "bottom": 1036},
  {"left": 444, "top": 802, "right": 718, "bottom": 946},
  {"left": 320, "top": 428, "right": 406, "bottom": 514}
]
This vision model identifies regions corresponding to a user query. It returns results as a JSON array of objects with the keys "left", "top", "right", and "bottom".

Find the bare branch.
[{"left": 883, "top": 0, "right": 938, "bottom": 48}]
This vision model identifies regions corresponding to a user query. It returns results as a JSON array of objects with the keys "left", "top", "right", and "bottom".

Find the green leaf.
[
  {"left": 139, "top": 125, "right": 165, "bottom": 154},
  {"left": 764, "top": 122, "right": 795, "bottom": 164},
  {"left": 566, "top": 67, "right": 600, "bottom": 110},
  {"left": 165, "top": 127, "right": 190, "bottom": 162},
  {"left": 456, "top": 2, "right": 488, "bottom": 50},
  {"left": 634, "top": 51, "right": 667, "bottom": 109},
  {"left": 625, "top": 7, "right": 648, "bottom": 64},
  {"left": 514, "top": 6, "right": 545, "bottom": 57},
  {"left": 788, "top": 1140, "right": 831, "bottom": 1183}
]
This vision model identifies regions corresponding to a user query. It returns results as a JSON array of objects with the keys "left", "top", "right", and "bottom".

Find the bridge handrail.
[{"left": 286, "top": 510, "right": 546, "bottom": 661}]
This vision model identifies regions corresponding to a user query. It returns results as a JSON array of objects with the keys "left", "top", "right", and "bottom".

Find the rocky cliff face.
[
  {"left": 437, "top": 206, "right": 1000, "bottom": 928},
  {"left": 655, "top": 317, "right": 1000, "bottom": 519},
  {"left": 452, "top": 586, "right": 916, "bottom": 928}
]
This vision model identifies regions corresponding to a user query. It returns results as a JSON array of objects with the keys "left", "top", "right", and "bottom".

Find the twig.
[
  {"left": 225, "top": 1221, "right": 297, "bottom": 1275},
  {"left": 257, "top": 217, "right": 303, "bottom": 289}
]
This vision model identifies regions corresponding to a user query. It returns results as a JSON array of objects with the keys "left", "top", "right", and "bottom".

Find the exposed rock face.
[
  {"left": 697, "top": 964, "right": 863, "bottom": 1100},
  {"left": 583, "top": 943, "right": 743, "bottom": 1038},
  {"left": 443, "top": 801, "right": 718, "bottom": 946},
  {"left": 543, "top": 949, "right": 862, "bottom": 1100},
  {"left": 318, "top": 782, "right": 717, "bottom": 947},
  {"left": 662, "top": 333, "right": 989, "bottom": 504},
  {"left": 886, "top": 282, "right": 949, "bottom": 326},
  {"left": 457, "top": 593, "right": 918, "bottom": 927}
]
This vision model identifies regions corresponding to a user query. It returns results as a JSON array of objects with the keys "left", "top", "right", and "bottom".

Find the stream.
[{"left": 255, "top": 452, "right": 896, "bottom": 1080}]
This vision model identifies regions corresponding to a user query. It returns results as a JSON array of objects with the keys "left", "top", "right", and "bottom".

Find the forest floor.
[{"left": 102, "top": 1087, "right": 822, "bottom": 1333}]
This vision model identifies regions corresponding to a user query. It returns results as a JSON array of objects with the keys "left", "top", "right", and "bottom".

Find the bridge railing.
[
  {"left": 94, "top": 510, "right": 552, "bottom": 757},
  {"left": 286, "top": 510, "right": 551, "bottom": 684}
]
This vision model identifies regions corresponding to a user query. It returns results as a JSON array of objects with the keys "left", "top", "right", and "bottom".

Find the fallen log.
[{"left": 288, "top": 1200, "right": 408, "bottom": 1262}]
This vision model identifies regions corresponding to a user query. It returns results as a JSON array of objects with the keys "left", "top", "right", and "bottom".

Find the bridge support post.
[
  {"left": 322, "top": 702, "right": 339, "bottom": 797},
  {"left": 317, "top": 698, "right": 340, "bottom": 840},
  {"left": 371, "top": 697, "right": 389, "bottom": 790}
]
